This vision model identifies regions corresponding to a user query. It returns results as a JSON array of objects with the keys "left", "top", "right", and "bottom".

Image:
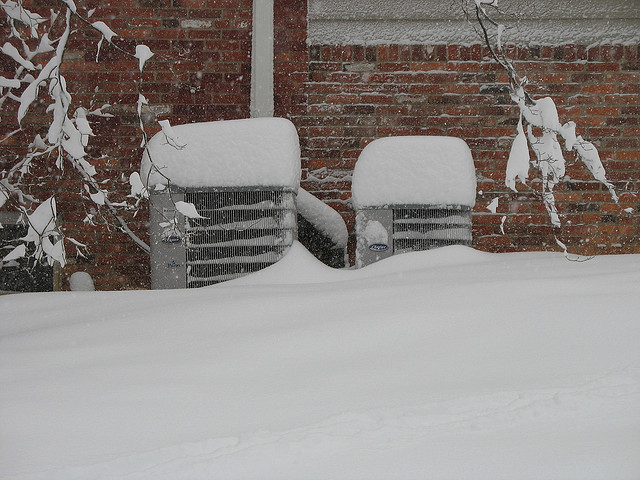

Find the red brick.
[
  {"left": 587, "top": 62, "right": 621, "bottom": 71},
  {"left": 586, "top": 106, "right": 620, "bottom": 116},
  {"left": 604, "top": 94, "right": 639, "bottom": 104}
]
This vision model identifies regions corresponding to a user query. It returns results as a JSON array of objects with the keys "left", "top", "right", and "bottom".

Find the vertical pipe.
[{"left": 251, "top": 0, "right": 274, "bottom": 118}]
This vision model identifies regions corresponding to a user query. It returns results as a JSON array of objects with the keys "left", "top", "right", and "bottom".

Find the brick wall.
[
  {"left": 293, "top": 42, "right": 640, "bottom": 257},
  {"left": 2, "top": 1, "right": 639, "bottom": 290},
  {"left": 1, "top": 0, "right": 253, "bottom": 290},
  {"left": 272, "top": 1, "right": 640, "bottom": 258}
]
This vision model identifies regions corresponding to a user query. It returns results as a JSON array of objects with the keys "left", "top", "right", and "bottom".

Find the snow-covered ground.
[{"left": 1, "top": 243, "right": 639, "bottom": 479}]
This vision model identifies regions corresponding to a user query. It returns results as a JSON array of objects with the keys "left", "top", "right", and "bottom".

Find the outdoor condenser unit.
[
  {"left": 352, "top": 136, "right": 477, "bottom": 268},
  {"left": 142, "top": 118, "right": 302, "bottom": 289},
  {"left": 149, "top": 187, "right": 296, "bottom": 289}
]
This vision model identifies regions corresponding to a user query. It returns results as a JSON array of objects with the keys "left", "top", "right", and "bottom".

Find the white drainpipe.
[{"left": 250, "top": 0, "right": 274, "bottom": 118}]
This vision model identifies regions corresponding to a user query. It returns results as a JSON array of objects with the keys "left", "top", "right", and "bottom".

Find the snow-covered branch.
[
  {"left": 1, "top": 0, "right": 158, "bottom": 272},
  {"left": 464, "top": 0, "right": 618, "bottom": 228}
]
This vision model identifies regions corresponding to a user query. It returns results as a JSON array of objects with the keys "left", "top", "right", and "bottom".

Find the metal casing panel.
[
  {"left": 149, "top": 190, "right": 187, "bottom": 289},
  {"left": 355, "top": 208, "right": 393, "bottom": 268}
]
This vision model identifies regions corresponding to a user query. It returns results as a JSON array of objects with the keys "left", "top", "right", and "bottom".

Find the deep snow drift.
[{"left": 1, "top": 243, "right": 639, "bottom": 479}]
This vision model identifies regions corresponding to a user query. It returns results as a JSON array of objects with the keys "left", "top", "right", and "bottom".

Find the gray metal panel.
[
  {"left": 355, "top": 209, "right": 393, "bottom": 268},
  {"left": 0, "top": 211, "right": 23, "bottom": 224},
  {"left": 149, "top": 190, "right": 187, "bottom": 290},
  {"left": 393, "top": 206, "right": 472, "bottom": 253}
]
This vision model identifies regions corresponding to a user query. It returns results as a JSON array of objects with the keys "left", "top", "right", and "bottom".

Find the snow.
[
  {"left": 573, "top": 136, "right": 618, "bottom": 201},
  {"left": 21, "top": 196, "right": 65, "bottom": 267},
  {"left": 73, "top": 108, "right": 93, "bottom": 147},
  {"left": 519, "top": 95, "right": 561, "bottom": 131},
  {"left": 157, "top": 119, "right": 185, "bottom": 149},
  {"left": 91, "top": 21, "right": 116, "bottom": 42},
  {"left": 296, "top": 188, "right": 348, "bottom": 247},
  {"left": 486, "top": 197, "right": 499, "bottom": 213},
  {"left": 1, "top": 0, "right": 46, "bottom": 33},
  {"left": 360, "top": 218, "right": 389, "bottom": 245},
  {"left": 352, "top": 136, "right": 477, "bottom": 209},
  {"left": 134, "top": 45, "right": 153, "bottom": 72},
  {"left": 0, "top": 76, "right": 21, "bottom": 88},
  {"left": 307, "top": 0, "right": 640, "bottom": 46},
  {"left": 1, "top": 243, "right": 25, "bottom": 262},
  {"left": 68, "top": 272, "right": 94, "bottom": 291},
  {"left": 1, "top": 42, "right": 35, "bottom": 70},
  {"left": 129, "top": 172, "right": 148, "bottom": 198},
  {"left": 1, "top": 243, "right": 639, "bottom": 479},
  {"left": 140, "top": 118, "right": 301, "bottom": 190},
  {"left": 505, "top": 117, "right": 530, "bottom": 191},
  {"left": 175, "top": 200, "right": 205, "bottom": 219}
]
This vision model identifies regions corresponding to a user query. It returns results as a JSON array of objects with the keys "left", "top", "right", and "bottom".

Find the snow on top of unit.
[
  {"left": 351, "top": 136, "right": 476, "bottom": 209},
  {"left": 141, "top": 118, "right": 301, "bottom": 189},
  {"left": 296, "top": 188, "right": 348, "bottom": 248}
]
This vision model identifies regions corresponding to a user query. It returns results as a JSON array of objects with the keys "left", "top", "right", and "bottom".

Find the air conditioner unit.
[
  {"left": 142, "top": 117, "right": 302, "bottom": 288},
  {"left": 352, "top": 136, "right": 476, "bottom": 267},
  {"left": 149, "top": 187, "right": 296, "bottom": 289}
]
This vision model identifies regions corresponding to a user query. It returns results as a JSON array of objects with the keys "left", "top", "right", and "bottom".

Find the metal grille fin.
[{"left": 183, "top": 189, "right": 296, "bottom": 287}]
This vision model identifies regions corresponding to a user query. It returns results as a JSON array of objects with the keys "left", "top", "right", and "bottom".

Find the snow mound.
[
  {"left": 296, "top": 188, "right": 348, "bottom": 248},
  {"left": 2, "top": 245, "right": 640, "bottom": 479},
  {"left": 352, "top": 136, "right": 477, "bottom": 208},
  {"left": 224, "top": 241, "right": 347, "bottom": 285},
  {"left": 140, "top": 118, "right": 301, "bottom": 189},
  {"left": 226, "top": 241, "right": 491, "bottom": 286},
  {"left": 69, "top": 272, "right": 95, "bottom": 291}
]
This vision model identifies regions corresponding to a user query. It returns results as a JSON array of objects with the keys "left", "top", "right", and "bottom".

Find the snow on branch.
[
  {"left": 0, "top": 0, "right": 46, "bottom": 37},
  {"left": 464, "top": 0, "right": 618, "bottom": 229},
  {"left": 1, "top": 0, "right": 155, "bottom": 273}
]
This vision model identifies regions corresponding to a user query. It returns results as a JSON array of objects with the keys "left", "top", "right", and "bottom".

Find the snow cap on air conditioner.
[
  {"left": 352, "top": 136, "right": 477, "bottom": 209},
  {"left": 141, "top": 117, "right": 301, "bottom": 190}
]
